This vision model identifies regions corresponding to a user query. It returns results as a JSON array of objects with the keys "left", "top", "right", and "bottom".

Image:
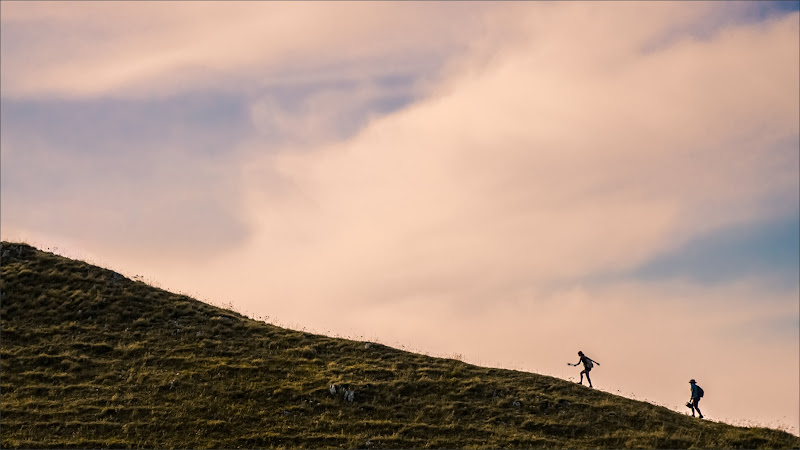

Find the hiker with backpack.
[
  {"left": 686, "top": 379, "right": 704, "bottom": 418},
  {"left": 568, "top": 351, "right": 599, "bottom": 388}
]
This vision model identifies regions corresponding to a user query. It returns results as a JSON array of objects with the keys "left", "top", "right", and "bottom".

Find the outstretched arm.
[{"left": 591, "top": 358, "right": 600, "bottom": 366}]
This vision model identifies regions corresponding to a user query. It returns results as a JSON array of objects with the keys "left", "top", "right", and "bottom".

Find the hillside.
[{"left": 1, "top": 241, "right": 798, "bottom": 449}]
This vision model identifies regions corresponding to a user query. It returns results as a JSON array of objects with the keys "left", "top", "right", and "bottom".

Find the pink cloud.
[{"left": 0, "top": 2, "right": 489, "bottom": 99}]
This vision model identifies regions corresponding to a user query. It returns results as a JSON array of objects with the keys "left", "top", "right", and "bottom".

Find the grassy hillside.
[{"left": 1, "top": 242, "right": 797, "bottom": 449}]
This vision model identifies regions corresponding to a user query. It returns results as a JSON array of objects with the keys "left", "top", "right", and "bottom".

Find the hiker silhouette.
[
  {"left": 569, "top": 351, "right": 599, "bottom": 388},
  {"left": 687, "top": 379, "right": 704, "bottom": 418}
]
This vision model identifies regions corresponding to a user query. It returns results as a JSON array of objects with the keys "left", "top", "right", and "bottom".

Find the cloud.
[
  {"left": 218, "top": 4, "right": 798, "bottom": 308},
  {"left": 248, "top": 76, "right": 420, "bottom": 147},
  {"left": 0, "top": 2, "right": 490, "bottom": 99},
  {"left": 0, "top": 2, "right": 487, "bottom": 262}
]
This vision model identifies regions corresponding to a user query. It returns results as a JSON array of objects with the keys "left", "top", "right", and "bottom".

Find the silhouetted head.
[
  {"left": 578, "top": 351, "right": 584, "bottom": 356},
  {"left": 689, "top": 379, "right": 696, "bottom": 384}
]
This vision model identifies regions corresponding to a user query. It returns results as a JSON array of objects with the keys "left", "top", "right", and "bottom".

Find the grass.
[{"left": 1, "top": 241, "right": 798, "bottom": 449}]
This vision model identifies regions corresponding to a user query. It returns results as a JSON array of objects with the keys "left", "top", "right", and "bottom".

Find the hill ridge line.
[{"left": 2, "top": 241, "right": 798, "bottom": 448}]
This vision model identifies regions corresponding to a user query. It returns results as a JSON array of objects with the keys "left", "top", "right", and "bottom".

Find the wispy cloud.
[{"left": 0, "top": 2, "right": 489, "bottom": 99}]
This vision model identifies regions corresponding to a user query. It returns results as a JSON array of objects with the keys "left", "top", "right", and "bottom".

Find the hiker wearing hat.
[
  {"left": 687, "top": 379, "right": 704, "bottom": 418},
  {"left": 569, "top": 351, "right": 599, "bottom": 388}
]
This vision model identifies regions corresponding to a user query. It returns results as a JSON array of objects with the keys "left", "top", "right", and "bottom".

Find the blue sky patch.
[
  {"left": 0, "top": 93, "right": 252, "bottom": 158},
  {"left": 630, "top": 214, "right": 800, "bottom": 290}
]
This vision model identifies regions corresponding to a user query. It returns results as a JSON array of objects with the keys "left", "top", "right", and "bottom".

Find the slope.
[{"left": 1, "top": 242, "right": 797, "bottom": 449}]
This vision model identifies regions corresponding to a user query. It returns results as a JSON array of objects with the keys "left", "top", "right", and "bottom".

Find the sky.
[{"left": 1, "top": 1, "right": 798, "bottom": 434}]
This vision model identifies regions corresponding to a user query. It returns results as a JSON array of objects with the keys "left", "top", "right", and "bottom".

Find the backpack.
[{"left": 696, "top": 385, "right": 704, "bottom": 398}]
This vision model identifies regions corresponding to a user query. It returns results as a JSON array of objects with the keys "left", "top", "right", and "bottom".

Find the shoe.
[{"left": 699, "top": 415, "right": 703, "bottom": 419}]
